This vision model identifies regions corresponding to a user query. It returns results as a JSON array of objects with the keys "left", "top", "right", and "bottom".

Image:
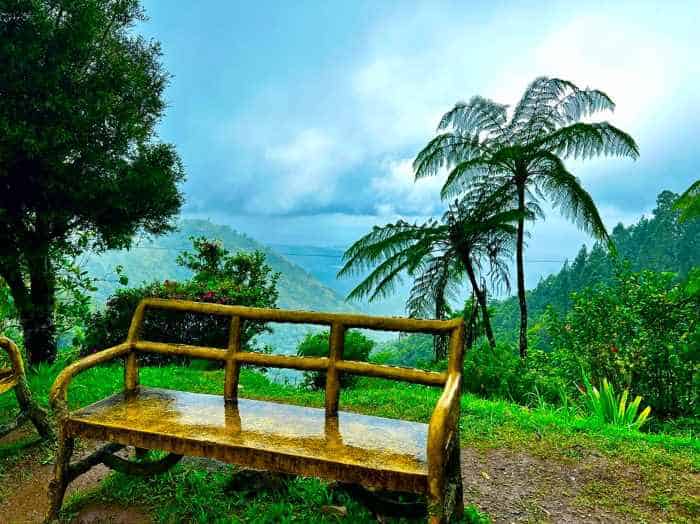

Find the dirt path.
[
  {"left": 0, "top": 427, "right": 694, "bottom": 523},
  {"left": 460, "top": 447, "right": 692, "bottom": 523},
  {"left": 0, "top": 430, "right": 150, "bottom": 524}
]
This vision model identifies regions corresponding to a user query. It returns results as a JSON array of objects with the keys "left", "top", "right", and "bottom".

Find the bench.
[
  {"left": 0, "top": 336, "right": 53, "bottom": 440},
  {"left": 46, "top": 298, "right": 466, "bottom": 523}
]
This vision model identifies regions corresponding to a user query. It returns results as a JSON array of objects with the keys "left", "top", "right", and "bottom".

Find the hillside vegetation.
[
  {"left": 86, "top": 219, "right": 349, "bottom": 313},
  {"left": 493, "top": 190, "right": 700, "bottom": 336}
]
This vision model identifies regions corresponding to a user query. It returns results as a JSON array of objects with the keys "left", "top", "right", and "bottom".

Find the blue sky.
[{"left": 138, "top": 0, "right": 699, "bottom": 286}]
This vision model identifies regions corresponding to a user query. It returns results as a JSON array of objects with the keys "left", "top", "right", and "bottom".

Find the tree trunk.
[
  {"left": 461, "top": 254, "right": 496, "bottom": 350},
  {"left": 464, "top": 294, "right": 480, "bottom": 350},
  {"left": 15, "top": 252, "right": 58, "bottom": 365},
  {"left": 516, "top": 182, "right": 528, "bottom": 359},
  {"left": 433, "top": 272, "right": 448, "bottom": 361}
]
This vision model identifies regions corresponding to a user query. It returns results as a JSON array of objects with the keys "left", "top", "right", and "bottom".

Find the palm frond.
[
  {"left": 533, "top": 152, "right": 611, "bottom": 244},
  {"left": 406, "top": 254, "right": 462, "bottom": 319},
  {"left": 536, "top": 122, "right": 639, "bottom": 160},
  {"left": 413, "top": 132, "right": 480, "bottom": 180},
  {"left": 437, "top": 96, "right": 509, "bottom": 138}
]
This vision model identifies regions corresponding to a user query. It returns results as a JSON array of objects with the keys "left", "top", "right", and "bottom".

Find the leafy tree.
[
  {"left": 339, "top": 190, "right": 520, "bottom": 357},
  {"left": 414, "top": 77, "right": 639, "bottom": 357},
  {"left": 296, "top": 330, "right": 374, "bottom": 390},
  {"left": 492, "top": 190, "right": 700, "bottom": 337},
  {"left": 84, "top": 238, "right": 280, "bottom": 364},
  {"left": 675, "top": 180, "right": 700, "bottom": 223},
  {"left": 544, "top": 268, "right": 699, "bottom": 418},
  {"left": 0, "top": 0, "right": 184, "bottom": 363}
]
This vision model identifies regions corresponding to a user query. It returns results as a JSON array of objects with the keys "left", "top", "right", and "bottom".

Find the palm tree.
[
  {"left": 414, "top": 77, "right": 639, "bottom": 357},
  {"left": 339, "top": 190, "right": 520, "bottom": 356}
]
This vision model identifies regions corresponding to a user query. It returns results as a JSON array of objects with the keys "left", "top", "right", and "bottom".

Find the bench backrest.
[{"left": 123, "top": 298, "right": 465, "bottom": 416}]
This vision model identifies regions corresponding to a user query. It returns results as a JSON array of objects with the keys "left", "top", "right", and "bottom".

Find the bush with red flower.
[{"left": 82, "top": 237, "right": 279, "bottom": 365}]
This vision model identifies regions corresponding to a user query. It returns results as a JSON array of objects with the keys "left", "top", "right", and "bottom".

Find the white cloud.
[
  {"left": 370, "top": 158, "right": 445, "bottom": 216},
  {"left": 245, "top": 128, "right": 362, "bottom": 214},
  {"left": 207, "top": 1, "right": 698, "bottom": 242}
]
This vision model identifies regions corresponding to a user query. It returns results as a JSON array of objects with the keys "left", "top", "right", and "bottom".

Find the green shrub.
[
  {"left": 581, "top": 370, "right": 652, "bottom": 430},
  {"left": 461, "top": 341, "right": 567, "bottom": 406},
  {"left": 83, "top": 238, "right": 279, "bottom": 365},
  {"left": 297, "top": 331, "right": 374, "bottom": 390},
  {"left": 544, "top": 268, "right": 699, "bottom": 418}
]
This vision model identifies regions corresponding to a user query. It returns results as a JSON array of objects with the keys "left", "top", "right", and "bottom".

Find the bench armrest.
[
  {"left": 426, "top": 372, "right": 461, "bottom": 495},
  {"left": 0, "top": 337, "right": 24, "bottom": 393},
  {"left": 49, "top": 343, "right": 132, "bottom": 421}
]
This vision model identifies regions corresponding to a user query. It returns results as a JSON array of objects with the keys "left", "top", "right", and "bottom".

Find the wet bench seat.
[{"left": 67, "top": 387, "right": 429, "bottom": 492}]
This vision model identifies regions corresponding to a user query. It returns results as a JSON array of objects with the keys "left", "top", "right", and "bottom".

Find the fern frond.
[
  {"left": 536, "top": 122, "right": 639, "bottom": 160},
  {"left": 532, "top": 152, "right": 610, "bottom": 244},
  {"left": 437, "top": 96, "right": 509, "bottom": 137}
]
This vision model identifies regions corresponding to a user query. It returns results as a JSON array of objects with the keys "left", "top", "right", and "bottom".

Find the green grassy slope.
[{"left": 0, "top": 363, "right": 696, "bottom": 522}]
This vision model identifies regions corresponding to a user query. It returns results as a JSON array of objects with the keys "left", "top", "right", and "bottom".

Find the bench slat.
[
  {"left": 134, "top": 341, "right": 227, "bottom": 361},
  {"left": 141, "top": 298, "right": 462, "bottom": 333},
  {"left": 234, "top": 352, "right": 329, "bottom": 371},
  {"left": 336, "top": 361, "right": 446, "bottom": 387}
]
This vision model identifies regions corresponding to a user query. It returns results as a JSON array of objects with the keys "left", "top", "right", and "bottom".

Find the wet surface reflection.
[{"left": 71, "top": 387, "right": 428, "bottom": 475}]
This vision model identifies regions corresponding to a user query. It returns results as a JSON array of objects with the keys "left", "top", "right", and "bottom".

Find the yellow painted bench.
[
  {"left": 46, "top": 299, "right": 466, "bottom": 523},
  {"left": 0, "top": 336, "right": 53, "bottom": 440}
]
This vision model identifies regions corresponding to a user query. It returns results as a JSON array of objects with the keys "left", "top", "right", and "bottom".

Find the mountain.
[
  {"left": 87, "top": 219, "right": 350, "bottom": 313},
  {"left": 492, "top": 190, "right": 700, "bottom": 335},
  {"left": 85, "top": 220, "right": 355, "bottom": 360},
  {"left": 269, "top": 244, "right": 410, "bottom": 317}
]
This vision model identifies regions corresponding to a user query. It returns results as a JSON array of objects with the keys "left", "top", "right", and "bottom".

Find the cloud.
[
  {"left": 370, "top": 158, "right": 445, "bottom": 216},
  {"left": 179, "top": 0, "right": 698, "bottom": 261},
  {"left": 255, "top": 128, "right": 359, "bottom": 214}
]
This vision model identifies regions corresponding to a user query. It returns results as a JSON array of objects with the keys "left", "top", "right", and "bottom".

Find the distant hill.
[
  {"left": 87, "top": 219, "right": 350, "bottom": 313},
  {"left": 85, "top": 219, "right": 355, "bottom": 358},
  {"left": 269, "top": 244, "right": 411, "bottom": 317},
  {"left": 493, "top": 190, "right": 700, "bottom": 335}
]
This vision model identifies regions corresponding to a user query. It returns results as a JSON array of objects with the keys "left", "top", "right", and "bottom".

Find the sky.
[{"left": 138, "top": 0, "right": 700, "bottom": 288}]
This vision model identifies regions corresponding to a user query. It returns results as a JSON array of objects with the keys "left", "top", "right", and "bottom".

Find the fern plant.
[
  {"left": 414, "top": 77, "right": 639, "bottom": 358},
  {"left": 339, "top": 189, "right": 522, "bottom": 356},
  {"left": 581, "top": 370, "right": 652, "bottom": 430}
]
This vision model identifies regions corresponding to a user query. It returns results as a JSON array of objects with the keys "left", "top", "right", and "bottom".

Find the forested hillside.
[
  {"left": 492, "top": 190, "right": 700, "bottom": 335},
  {"left": 86, "top": 219, "right": 350, "bottom": 313},
  {"left": 84, "top": 220, "right": 353, "bottom": 356}
]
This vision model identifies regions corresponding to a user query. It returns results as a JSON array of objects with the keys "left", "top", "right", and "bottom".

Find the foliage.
[
  {"left": 0, "top": 248, "right": 97, "bottom": 350},
  {"left": 544, "top": 268, "right": 700, "bottom": 418},
  {"left": 83, "top": 238, "right": 279, "bottom": 364},
  {"left": 376, "top": 334, "right": 568, "bottom": 406},
  {"left": 414, "top": 77, "right": 638, "bottom": 357},
  {"left": 675, "top": 179, "right": 700, "bottom": 223},
  {"left": 0, "top": 0, "right": 184, "bottom": 363},
  {"left": 297, "top": 330, "right": 374, "bottom": 390},
  {"left": 493, "top": 190, "right": 700, "bottom": 336},
  {"left": 580, "top": 370, "right": 652, "bottom": 430},
  {"left": 340, "top": 189, "right": 522, "bottom": 357}
]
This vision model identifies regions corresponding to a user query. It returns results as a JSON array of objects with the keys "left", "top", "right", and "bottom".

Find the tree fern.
[{"left": 414, "top": 76, "right": 638, "bottom": 357}]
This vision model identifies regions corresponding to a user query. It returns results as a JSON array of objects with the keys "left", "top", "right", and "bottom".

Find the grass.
[{"left": 1, "top": 360, "right": 698, "bottom": 522}]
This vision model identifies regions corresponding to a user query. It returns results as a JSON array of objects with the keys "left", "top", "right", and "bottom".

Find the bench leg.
[
  {"left": 15, "top": 376, "right": 54, "bottom": 440},
  {"left": 45, "top": 434, "right": 74, "bottom": 523},
  {"left": 427, "top": 439, "right": 463, "bottom": 523}
]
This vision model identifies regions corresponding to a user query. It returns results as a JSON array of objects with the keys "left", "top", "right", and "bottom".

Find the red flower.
[{"left": 611, "top": 344, "right": 619, "bottom": 354}]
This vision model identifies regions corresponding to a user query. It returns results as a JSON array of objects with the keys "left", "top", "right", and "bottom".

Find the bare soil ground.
[
  {"left": 0, "top": 425, "right": 696, "bottom": 523},
  {"left": 460, "top": 447, "right": 678, "bottom": 523}
]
